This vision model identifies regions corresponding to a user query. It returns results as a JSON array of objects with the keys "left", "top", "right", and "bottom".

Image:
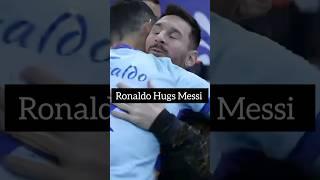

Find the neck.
[{"left": 111, "top": 36, "right": 144, "bottom": 51}]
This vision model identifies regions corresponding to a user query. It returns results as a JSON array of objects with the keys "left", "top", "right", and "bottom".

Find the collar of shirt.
[{"left": 111, "top": 43, "right": 134, "bottom": 50}]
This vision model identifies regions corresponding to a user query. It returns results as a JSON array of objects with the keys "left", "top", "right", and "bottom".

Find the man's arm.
[{"left": 150, "top": 109, "right": 211, "bottom": 180}]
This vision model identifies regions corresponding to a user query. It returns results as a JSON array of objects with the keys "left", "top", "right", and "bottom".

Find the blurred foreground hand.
[
  {"left": 4, "top": 132, "right": 108, "bottom": 180},
  {"left": 1, "top": 66, "right": 108, "bottom": 180}
]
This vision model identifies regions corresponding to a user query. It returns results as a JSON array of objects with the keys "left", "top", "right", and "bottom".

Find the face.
[{"left": 146, "top": 15, "right": 196, "bottom": 68}]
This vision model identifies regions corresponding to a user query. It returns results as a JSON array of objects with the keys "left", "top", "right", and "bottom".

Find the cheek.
[
  {"left": 168, "top": 42, "right": 186, "bottom": 55},
  {"left": 145, "top": 36, "right": 153, "bottom": 49},
  {"left": 166, "top": 48, "right": 176, "bottom": 58},
  {"left": 167, "top": 46, "right": 184, "bottom": 62},
  {"left": 166, "top": 43, "right": 177, "bottom": 53}
]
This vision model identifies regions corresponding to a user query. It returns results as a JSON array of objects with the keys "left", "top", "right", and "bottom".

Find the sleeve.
[
  {"left": 177, "top": 70, "right": 210, "bottom": 117},
  {"left": 150, "top": 109, "right": 211, "bottom": 180}
]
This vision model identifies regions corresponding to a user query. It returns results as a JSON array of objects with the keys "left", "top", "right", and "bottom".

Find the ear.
[
  {"left": 184, "top": 50, "right": 198, "bottom": 68},
  {"left": 142, "top": 20, "right": 153, "bottom": 35},
  {"left": 139, "top": 21, "right": 153, "bottom": 51}
]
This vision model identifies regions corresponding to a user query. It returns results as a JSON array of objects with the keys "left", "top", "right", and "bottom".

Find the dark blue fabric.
[
  {"left": 0, "top": 134, "right": 58, "bottom": 163},
  {"left": 287, "top": 112, "right": 320, "bottom": 173},
  {"left": 112, "top": 44, "right": 134, "bottom": 50},
  {"left": 0, "top": 133, "right": 20, "bottom": 160},
  {"left": 154, "top": 155, "right": 162, "bottom": 171}
]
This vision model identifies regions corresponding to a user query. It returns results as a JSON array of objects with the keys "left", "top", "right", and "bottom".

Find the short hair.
[
  {"left": 144, "top": 0, "right": 159, "bottom": 4},
  {"left": 111, "top": 0, "right": 157, "bottom": 41},
  {"left": 114, "top": 0, "right": 159, "bottom": 5},
  {"left": 162, "top": 5, "right": 201, "bottom": 50}
]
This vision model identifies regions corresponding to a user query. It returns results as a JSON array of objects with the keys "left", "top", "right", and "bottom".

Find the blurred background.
[{"left": 239, "top": 0, "right": 320, "bottom": 68}]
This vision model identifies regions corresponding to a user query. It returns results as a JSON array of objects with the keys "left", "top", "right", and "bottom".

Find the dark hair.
[
  {"left": 162, "top": 4, "right": 201, "bottom": 50},
  {"left": 114, "top": 0, "right": 159, "bottom": 5},
  {"left": 145, "top": 0, "right": 159, "bottom": 4},
  {"left": 111, "top": 0, "right": 157, "bottom": 41}
]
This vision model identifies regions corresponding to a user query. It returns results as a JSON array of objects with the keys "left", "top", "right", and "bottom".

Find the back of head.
[{"left": 111, "top": 0, "right": 157, "bottom": 43}]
